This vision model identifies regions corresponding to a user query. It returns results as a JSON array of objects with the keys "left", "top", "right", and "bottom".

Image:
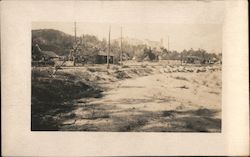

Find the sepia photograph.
[
  {"left": 31, "top": 22, "right": 222, "bottom": 132},
  {"left": 2, "top": 0, "right": 249, "bottom": 156}
]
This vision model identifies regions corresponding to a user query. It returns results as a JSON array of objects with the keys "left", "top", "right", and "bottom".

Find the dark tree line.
[{"left": 32, "top": 29, "right": 222, "bottom": 63}]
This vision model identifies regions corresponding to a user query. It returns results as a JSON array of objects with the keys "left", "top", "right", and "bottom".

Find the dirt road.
[{"left": 60, "top": 70, "right": 221, "bottom": 132}]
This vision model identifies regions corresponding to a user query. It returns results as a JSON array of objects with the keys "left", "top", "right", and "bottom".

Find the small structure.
[
  {"left": 183, "top": 56, "right": 203, "bottom": 64},
  {"left": 208, "top": 57, "right": 218, "bottom": 64},
  {"left": 95, "top": 51, "right": 114, "bottom": 64},
  {"left": 33, "top": 44, "right": 59, "bottom": 61},
  {"left": 32, "top": 44, "right": 59, "bottom": 66},
  {"left": 41, "top": 50, "right": 59, "bottom": 61}
]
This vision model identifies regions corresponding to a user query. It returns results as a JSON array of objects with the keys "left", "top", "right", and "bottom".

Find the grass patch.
[
  {"left": 177, "top": 85, "right": 189, "bottom": 89},
  {"left": 115, "top": 70, "right": 131, "bottom": 79},
  {"left": 122, "top": 65, "right": 130, "bottom": 68},
  {"left": 173, "top": 76, "right": 188, "bottom": 81},
  {"left": 118, "top": 118, "right": 148, "bottom": 131}
]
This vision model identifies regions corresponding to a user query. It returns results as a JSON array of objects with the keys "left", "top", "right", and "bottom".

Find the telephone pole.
[
  {"left": 73, "top": 21, "right": 77, "bottom": 66},
  {"left": 107, "top": 26, "right": 111, "bottom": 69},
  {"left": 74, "top": 21, "right": 77, "bottom": 43},
  {"left": 168, "top": 36, "right": 170, "bottom": 52},
  {"left": 120, "top": 27, "right": 123, "bottom": 64}
]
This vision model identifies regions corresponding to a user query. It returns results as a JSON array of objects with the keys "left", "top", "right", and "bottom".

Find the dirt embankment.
[{"left": 31, "top": 68, "right": 103, "bottom": 130}]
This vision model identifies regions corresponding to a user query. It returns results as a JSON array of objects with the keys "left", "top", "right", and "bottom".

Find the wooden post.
[
  {"left": 168, "top": 36, "right": 170, "bottom": 52},
  {"left": 74, "top": 21, "right": 77, "bottom": 43},
  {"left": 73, "top": 21, "right": 77, "bottom": 66},
  {"left": 107, "top": 26, "right": 111, "bottom": 69},
  {"left": 181, "top": 53, "right": 183, "bottom": 66},
  {"left": 120, "top": 27, "right": 123, "bottom": 64}
]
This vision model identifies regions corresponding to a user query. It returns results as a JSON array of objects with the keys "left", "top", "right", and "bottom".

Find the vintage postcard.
[
  {"left": 1, "top": 0, "right": 249, "bottom": 156},
  {"left": 31, "top": 22, "right": 222, "bottom": 132}
]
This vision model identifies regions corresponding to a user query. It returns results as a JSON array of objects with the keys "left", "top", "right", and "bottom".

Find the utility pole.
[
  {"left": 73, "top": 21, "right": 77, "bottom": 66},
  {"left": 181, "top": 52, "right": 183, "bottom": 66},
  {"left": 168, "top": 36, "right": 170, "bottom": 52},
  {"left": 74, "top": 21, "right": 77, "bottom": 43},
  {"left": 107, "top": 26, "right": 111, "bottom": 69},
  {"left": 120, "top": 26, "right": 123, "bottom": 64}
]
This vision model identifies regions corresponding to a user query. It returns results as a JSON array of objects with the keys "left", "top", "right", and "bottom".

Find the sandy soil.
[{"left": 32, "top": 62, "right": 221, "bottom": 132}]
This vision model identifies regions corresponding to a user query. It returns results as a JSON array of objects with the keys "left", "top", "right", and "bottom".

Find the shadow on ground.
[
  {"left": 53, "top": 103, "right": 221, "bottom": 132},
  {"left": 103, "top": 108, "right": 221, "bottom": 132},
  {"left": 31, "top": 70, "right": 104, "bottom": 131},
  {"left": 141, "top": 108, "right": 221, "bottom": 132}
]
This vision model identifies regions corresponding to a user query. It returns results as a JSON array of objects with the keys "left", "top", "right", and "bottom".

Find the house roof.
[
  {"left": 98, "top": 51, "right": 115, "bottom": 56},
  {"left": 184, "top": 56, "right": 202, "bottom": 60},
  {"left": 42, "top": 51, "right": 59, "bottom": 58}
]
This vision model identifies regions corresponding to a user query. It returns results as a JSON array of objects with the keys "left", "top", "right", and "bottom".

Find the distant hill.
[
  {"left": 32, "top": 29, "right": 162, "bottom": 57},
  {"left": 32, "top": 29, "right": 220, "bottom": 62},
  {"left": 112, "top": 37, "right": 162, "bottom": 48},
  {"left": 32, "top": 29, "right": 74, "bottom": 56}
]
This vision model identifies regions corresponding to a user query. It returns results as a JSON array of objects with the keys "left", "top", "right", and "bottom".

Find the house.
[
  {"left": 41, "top": 50, "right": 59, "bottom": 61},
  {"left": 208, "top": 57, "right": 218, "bottom": 64},
  {"left": 183, "top": 56, "right": 203, "bottom": 64},
  {"left": 95, "top": 51, "right": 115, "bottom": 64},
  {"left": 32, "top": 44, "right": 59, "bottom": 66},
  {"left": 33, "top": 44, "right": 59, "bottom": 61}
]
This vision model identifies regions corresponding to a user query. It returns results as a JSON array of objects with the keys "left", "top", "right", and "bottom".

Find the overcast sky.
[{"left": 32, "top": 1, "right": 225, "bottom": 53}]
